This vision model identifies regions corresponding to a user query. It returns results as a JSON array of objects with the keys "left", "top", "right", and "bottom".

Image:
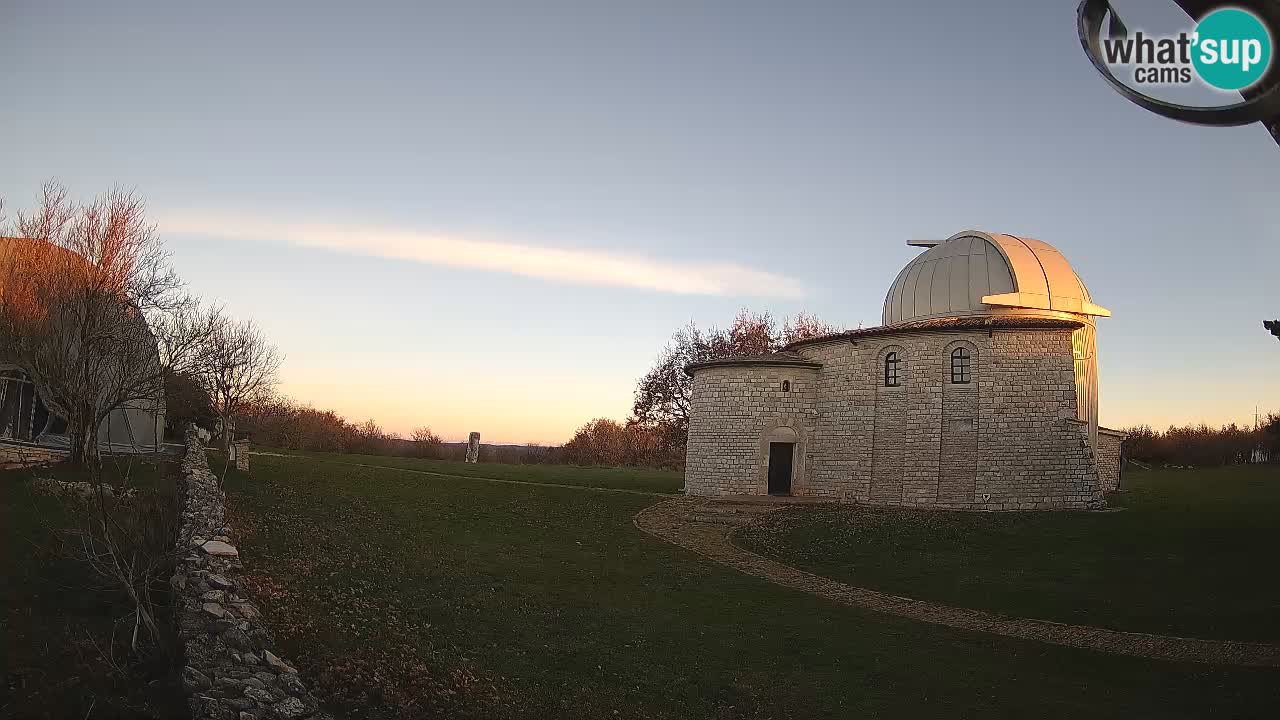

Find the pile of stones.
[{"left": 172, "top": 426, "right": 331, "bottom": 720}]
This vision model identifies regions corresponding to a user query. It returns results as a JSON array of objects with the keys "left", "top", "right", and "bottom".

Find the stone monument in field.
[{"left": 465, "top": 432, "right": 480, "bottom": 463}]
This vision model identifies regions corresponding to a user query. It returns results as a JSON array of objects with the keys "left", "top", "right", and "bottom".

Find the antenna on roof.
[{"left": 907, "top": 239, "right": 942, "bottom": 248}]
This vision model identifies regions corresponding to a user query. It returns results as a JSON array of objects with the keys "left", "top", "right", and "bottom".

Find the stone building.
[{"left": 684, "top": 230, "right": 1125, "bottom": 510}]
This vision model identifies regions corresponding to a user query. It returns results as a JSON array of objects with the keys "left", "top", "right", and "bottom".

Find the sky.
[{"left": 2, "top": 0, "right": 1277, "bottom": 443}]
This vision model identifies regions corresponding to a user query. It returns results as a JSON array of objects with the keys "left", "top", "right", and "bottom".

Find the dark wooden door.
[{"left": 767, "top": 442, "right": 793, "bottom": 495}]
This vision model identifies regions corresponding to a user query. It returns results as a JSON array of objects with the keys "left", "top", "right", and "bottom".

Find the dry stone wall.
[{"left": 172, "top": 428, "right": 332, "bottom": 720}]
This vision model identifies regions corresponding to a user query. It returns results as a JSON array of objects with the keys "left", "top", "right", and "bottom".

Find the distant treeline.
[
  {"left": 1122, "top": 415, "right": 1279, "bottom": 467},
  {"left": 231, "top": 395, "right": 1279, "bottom": 471},
  {"left": 234, "top": 396, "right": 559, "bottom": 463},
  {"left": 228, "top": 397, "right": 685, "bottom": 468}
]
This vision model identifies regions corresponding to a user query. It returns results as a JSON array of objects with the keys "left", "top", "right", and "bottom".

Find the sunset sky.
[{"left": 3, "top": 0, "right": 1276, "bottom": 444}]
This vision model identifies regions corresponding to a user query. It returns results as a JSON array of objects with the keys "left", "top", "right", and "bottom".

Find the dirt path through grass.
[{"left": 635, "top": 497, "right": 1280, "bottom": 668}]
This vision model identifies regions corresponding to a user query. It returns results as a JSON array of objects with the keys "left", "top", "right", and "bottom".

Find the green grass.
[
  {"left": 259, "top": 448, "right": 685, "bottom": 494},
  {"left": 0, "top": 458, "right": 183, "bottom": 719},
  {"left": 223, "top": 453, "right": 1280, "bottom": 719},
  {"left": 736, "top": 466, "right": 1280, "bottom": 642},
  {"left": 14, "top": 453, "right": 173, "bottom": 490}
]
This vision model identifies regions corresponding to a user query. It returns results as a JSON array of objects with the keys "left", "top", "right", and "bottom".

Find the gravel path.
[{"left": 634, "top": 497, "right": 1280, "bottom": 668}]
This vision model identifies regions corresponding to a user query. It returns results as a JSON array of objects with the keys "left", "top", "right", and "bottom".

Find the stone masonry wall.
[
  {"left": 172, "top": 428, "right": 331, "bottom": 720},
  {"left": 684, "top": 365, "right": 818, "bottom": 496},
  {"left": 971, "top": 331, "right": 1102, "bottom": 510},
  {"left": 938, "top": 340, "right": 979, "bottom": 504},
  {"left": 869, "top": 355, "right": 906, "bottom": 503},
  {"left": 687, "top": 328, "right": 1105, "bottom": 510},
  {"left": 803, "top": 332, "right": 996, "bottom": 506},
  {"left": 1096, "top": 427, "right": 1126, "bottom": 492}
]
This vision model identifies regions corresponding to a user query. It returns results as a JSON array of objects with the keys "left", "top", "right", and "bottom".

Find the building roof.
[
  {"left": 782, "top": 315, "right": 1084, "bottom": 351},
  {"left": 0, "top": 235, "right": 67, "bottom": 259},
  {"left": 883, "top": 231, "right": 1111, "bottom": 326},
  {"left": 687, "top": 316, "right": 1086, "bottom": 372},
  {"left": 684, "top": 351, "right": 823, "bottom": 376},
  {"left": 0, "top": 235, "right": 87, "bottom": 287}
]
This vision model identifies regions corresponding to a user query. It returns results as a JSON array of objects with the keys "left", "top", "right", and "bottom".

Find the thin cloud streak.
[{"left": 159, "top": 212, "right": 805, "bottom": 298}]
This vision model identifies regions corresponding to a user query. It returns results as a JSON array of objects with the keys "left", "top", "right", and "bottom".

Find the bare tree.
[
  {"left": 201, "top": 315, "right": 282, "bottom": 449},
  {"left": 0, "top": 182, "right": 210, "bottom": 466},
  {"left": 1, "top": 182, "right": 219, "bottom": 655},
  {"left": 409, "top": 426, "right": 443, "bottom": 458},
  {"left": 629, "top": 309, "right": 838, "bottom": 453},
  {"left": 781, "top": 311, "right": 842, "bottom": 345}
]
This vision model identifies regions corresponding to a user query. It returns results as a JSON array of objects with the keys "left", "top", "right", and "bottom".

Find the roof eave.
[
  {"left": 684, "top": 358, "right": 824, "bottom": 377},
  {"left": 782, "top": 316, "right": 1086, "bottom": 352}
]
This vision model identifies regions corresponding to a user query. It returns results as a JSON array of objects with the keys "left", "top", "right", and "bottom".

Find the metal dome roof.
[{"left": 882, "top": 231, "right": 1110, "bottom": 326}]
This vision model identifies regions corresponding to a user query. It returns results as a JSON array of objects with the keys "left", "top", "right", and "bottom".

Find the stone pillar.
[
  {"left": 230, "top": 439, "right": 250, "bottom": 473},
  {"left": 466, "top": 432, "right": 480, "bottom": 463}
]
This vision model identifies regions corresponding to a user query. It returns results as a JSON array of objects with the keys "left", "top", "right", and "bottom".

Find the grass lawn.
[
  {"left": 262, "top": 449, "right": 685, "bottom": 494},
  {"left": 737, "top": 466, "right": 1280, "bottom": 642},
  {"left": 0, "top": 457, "right": 184, "bottom": 719},
  {"left": 224, "top": 453, "right": 1279, "bottom": 719}
]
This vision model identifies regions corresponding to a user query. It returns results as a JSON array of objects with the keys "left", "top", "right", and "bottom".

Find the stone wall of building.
[
  {"left": 173, "top": 428, "right": 332, "bottom": 720},
  {"left": 686, "top": 328, "right": 1105, "bottom": 510},
  {"left": 939, "top": 339, "right": 980, "bottom": 504},
  {"left": 1096, "top": 427, "right": 1127, "bottom": 492},
  {"left": 970, "top": 331, "right": 1102, "bottom": 509},
  {"left": 684, "top": 364, "right": 818, "bottom": 496}
]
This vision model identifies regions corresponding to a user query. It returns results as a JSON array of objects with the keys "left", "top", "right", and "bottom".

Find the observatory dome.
[{"left": 882, "top": 231, "right": 1110, "bottom": 326}]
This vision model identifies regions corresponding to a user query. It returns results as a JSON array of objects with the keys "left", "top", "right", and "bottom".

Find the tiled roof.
[
  {"left": 685, "top": 351, "right": 823, "bottom": 376},
  {"left": 782, "top": 316, "right": 1084, "bottom": 351}
]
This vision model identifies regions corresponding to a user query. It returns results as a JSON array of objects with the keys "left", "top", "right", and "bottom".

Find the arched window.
[
  {"left": 781, "top": 380, "right": 790, "bottom": 392},
  {"left": 884, "top": 352, "right": 900, "bottom": 387},
  {"left": 951, "top": 347, "right": 972, "bottom": 384}
]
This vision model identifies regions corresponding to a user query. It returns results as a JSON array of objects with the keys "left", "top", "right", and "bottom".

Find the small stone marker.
[
  {"left": 466, "top": 431, "right": 480, "bottom": 463},
  {"left": 230, "top": 439, "right": 251, "bottom": 472},
  {"left": 201, "top": 540, "right": 239, "bottom": 557}
]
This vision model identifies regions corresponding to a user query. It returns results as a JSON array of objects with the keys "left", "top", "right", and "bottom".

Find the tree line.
[
  {"left": 1121, "top": 416, "right": 1279, "bottom": 467},
  {"left": 225, "top": 394, "right": 557, "bottom": 463}
]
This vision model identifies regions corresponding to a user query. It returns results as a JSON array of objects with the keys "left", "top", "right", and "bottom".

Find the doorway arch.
[{"left": 766, "top": 426, "right": 798, "bottom": 496}]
